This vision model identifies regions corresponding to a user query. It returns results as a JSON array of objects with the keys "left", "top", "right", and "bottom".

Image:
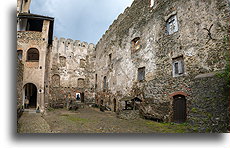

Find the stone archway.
[{"left": 24, "top": 83, "right": 37, "bottom": 109}]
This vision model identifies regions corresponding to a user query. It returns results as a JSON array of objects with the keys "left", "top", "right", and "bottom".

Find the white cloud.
[{"left": 30, "top": 0, "right": 133, "bottom": 44}]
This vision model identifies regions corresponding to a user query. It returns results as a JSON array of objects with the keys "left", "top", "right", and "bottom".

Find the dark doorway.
[
  {"left": 24, "top": 83, "right": 37, "bottom": 109},
  {"left": 80, "top": 92, "right": 84, "bottom": 103},
  {"left": 100, "top": 100, "right": 103, "bottom": 106},
  {"left": 113, "top": 99, "right": 116, "bottom": 112},
  {"left": 173, "top": 95, "right": 186, "bottom": 123}
]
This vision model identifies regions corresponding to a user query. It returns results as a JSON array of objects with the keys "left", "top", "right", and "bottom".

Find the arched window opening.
[
  {"left": 52, "top": 74, "right": 60, "bottom": 87},
  {"left": 27, "top": 48, "right": 39, "bottom": 62},
  {"left": 59, "top": 56, "right": 66, "bottom": 67},
  {"left": 78, "top": 78, "right": 85, "bottom": 88},
  {"left": 131, "top": 37, "right": 141, "bottom": 52}
]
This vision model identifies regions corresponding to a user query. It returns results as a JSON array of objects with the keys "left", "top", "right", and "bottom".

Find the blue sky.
[{"left": 30, "top": 0, "right": 133, "bottom": 44}]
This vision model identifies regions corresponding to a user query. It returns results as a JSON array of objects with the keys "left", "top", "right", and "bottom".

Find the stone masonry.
[{"left": 17, "top": 0, "right": 229, "bottom": 132}]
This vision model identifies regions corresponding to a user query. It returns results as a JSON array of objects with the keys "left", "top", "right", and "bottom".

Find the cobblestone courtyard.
[{"left": 18, "top": 107, "right": 191, "bottom": 133}]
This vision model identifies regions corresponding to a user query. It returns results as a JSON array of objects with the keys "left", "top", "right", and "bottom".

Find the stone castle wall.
[
  {"left": 17, "top": 58, "right": 24, "bottom": 119},
  {"left": 47, "top": 37, "right": 96, "bottom": 107},
  {"left": 95, "top": 0, "right": 229, "bottom": 124}
]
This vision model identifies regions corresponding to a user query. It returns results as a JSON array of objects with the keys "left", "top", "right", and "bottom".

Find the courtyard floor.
[{"left": 17, "top": 107, "right": 191, "bottom": 133}]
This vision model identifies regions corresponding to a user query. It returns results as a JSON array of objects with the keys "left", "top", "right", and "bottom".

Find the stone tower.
[
  {"left": 17, "top": 0, "right": 31, "bottom": 15},
  {"left": 17, "top": 0, "right": 54, "bottom": 112}
]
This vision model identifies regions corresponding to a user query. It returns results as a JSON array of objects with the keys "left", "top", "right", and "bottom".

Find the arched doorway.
[
  {"left": 113, "top": 99, "right": 116, "bottom": 112},
  {"left": 24, "top": 83, "right": 37, "bottom": 109},
  {"left": 173, "top": 95, "right": 186, "bottom": 123}
]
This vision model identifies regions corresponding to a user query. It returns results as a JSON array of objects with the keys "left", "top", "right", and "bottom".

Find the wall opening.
[
  {"left": 138, "top": 67, "right": 145, "bottom": 81},
  {"left": 17, "top": 50, "right": 23, "bottom": 60},
  {"left": 166, "top": 15, "right": 178, "bottom": 35},
  {"left": 131, "top": 37, "right": 141, "bottom": 52},
  {"left": 172, "top": 56, "right": 184, "bottom": 77},
  {"left": 59, "top": 56, "right": 66, "bottom": 67},
  {"left": 95, "top": 74, "right": 97, "bottom": 89},
  {"left": 52, "top": 74, "right": 60, "bottom": 87},
  {"left": 103, "top": 76, "right": 107, "bottom": 92},
  {"left": 80, "top": 92, "right": 84, "bottom": 103},
  {"left": 80, "top": 59, "right": 86, "bottom": 68},
  {"left": 27, "top": 19, "right": 43, "bottom": 32},
  {"left": 109, "top": 53, "right": 112, "bottom": 65},
  {"left": 27, "top": 48, "right": 39, "bottom": 62},
  {"left": 113, "top": 98, "right": 116, "bottom": 112},
  {"left": 132, "top": 97, "right": 142, "bottom": 110},
  {"left": 173, "top": 95, "right": 187, "bottom": 123},
  {"left": 24, "top": 83, "right": 37, "bottom": 109},
  {"left": 78, "top": 78, "right": 85, "bottom": 88}
]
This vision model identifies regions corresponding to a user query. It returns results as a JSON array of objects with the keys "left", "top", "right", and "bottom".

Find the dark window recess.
[
  {"left": 17, "top": 50, "right": 23, "bottom": 60},
  {"left": 95, "top": 74, "right": 98, "bottom": 89},
  {"left": 103, "top": 76, "right": 107, "bottom": 91},
  {"left": 27, "top": 19, "right": 43, "bottom": 32},
  {"left": 109, "top": 53, "right": 112, "bottom": 64},
  {"left": 172, "top": 56, "right": 184, "bottom": 76},
  {"left": 27, "top": 48, "right": 39, "bottom": 62},
  {"left": 138, "top": 67, "right": 145, "bottom": 81}
]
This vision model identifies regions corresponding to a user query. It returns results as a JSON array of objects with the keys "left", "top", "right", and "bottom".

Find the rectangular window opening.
[
  {"left": 138, "top": 67, "right": 145, "bottom": 81},
  {"left": 173, "top": 56, "right": 184, "bottom": 77},
  {"left": 27, "top": 19, "right": 43, "bottom": 32}
]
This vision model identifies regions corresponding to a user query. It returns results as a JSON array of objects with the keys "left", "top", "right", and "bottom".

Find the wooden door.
[{"left": 173, "top": 95, "right": 186, "bottom": 123}]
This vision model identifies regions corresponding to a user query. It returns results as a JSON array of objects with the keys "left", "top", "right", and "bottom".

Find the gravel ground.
[{"left": 18, "top": 107, "right": 191, "bottom": 134}]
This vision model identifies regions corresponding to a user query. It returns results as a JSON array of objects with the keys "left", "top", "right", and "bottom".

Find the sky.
[{"left": 30, "top": 0, "right": 133, "bottom": 44}]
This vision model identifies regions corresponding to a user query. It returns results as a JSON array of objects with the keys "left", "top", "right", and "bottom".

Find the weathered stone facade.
[
  {"left": 17, "top": 0, "right": 229, "bottom": 132},
  {"left": 46, "top": 37, "right": 96, "bottom": 108},
  {"left": 95, "top": 0, "right": 229, "bottom": 128},
  {"left": 17, "top": 58, "right": 24, "bottom": 119}
]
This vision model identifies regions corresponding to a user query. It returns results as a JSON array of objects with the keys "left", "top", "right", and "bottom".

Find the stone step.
[{"left": 23, "top": 109, "right": 38, "bottom": 114}]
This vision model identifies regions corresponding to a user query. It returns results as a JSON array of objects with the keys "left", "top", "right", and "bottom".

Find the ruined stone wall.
[
  {"left": 95, "top": 0, "right": 229, "bottom": 123},
  {"left": 17, "top": 58, "right": 24, "bottom": 119},
  {"left": 17, "top": 0, "right": 31, "bottom": 14},
  {"left": 48, "top": 37, "right": 96, "bottom": 107},
  {"left": 189, "top": 73, "right": 229, "bottom": 133}
]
